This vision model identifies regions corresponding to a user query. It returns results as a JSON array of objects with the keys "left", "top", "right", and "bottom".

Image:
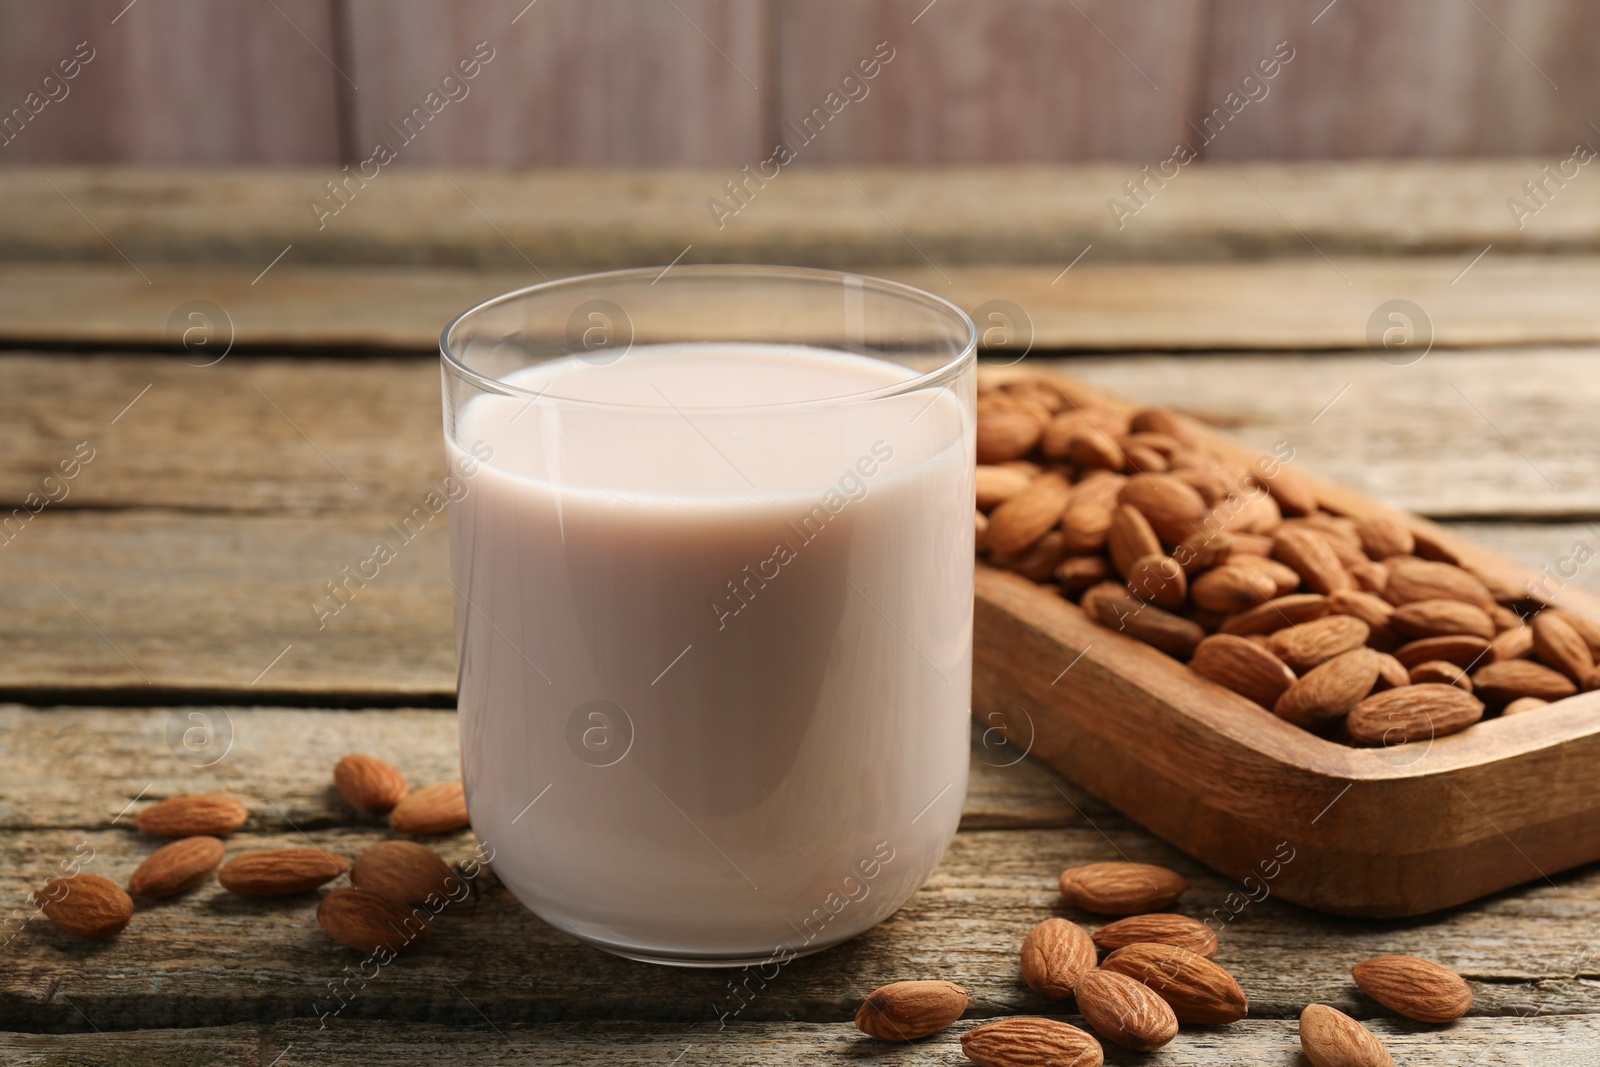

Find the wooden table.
[{"left": 3, "top": 165, "right": 1598, "bottom": 1064}]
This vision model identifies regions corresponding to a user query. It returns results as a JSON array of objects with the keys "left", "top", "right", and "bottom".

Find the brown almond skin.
[
  {"left": 1300, "top": 1003, "right": 1396, "bottom": 1067},
  {"left": 350, "top": 841, "right": 461, "bottom": 905},
  {"left": 976, "top": 465, "right": 1034, "bottom": 510},
  {"left": 389, "top": 782, "right": 470, "bottom": 835},
  {"left": 1059, "top": 862, "right": 1187, "bottom": 915},
  {"left": 1391, "top": 599, "right": 1496, "bottom": 641},
  {"left": 1355, "top": 514, "right": 1415, "bottom": 561},
  {"left": 1408, "top": 660, "right": 1473, "bottom": 691},
  {"left": 218, "top": 848, "right": 349, "bottom": 897},
  {"left": 961, "top": 1017, "right": 1103, "bottom": 1067},
  {"left": 1371, "top": 653, "right": 1411, "bottom": 691},
  {"left": 1393, "top": 634, "right": 1491, "bottom": 669},
  {"left": 1352, "top": 955, "right": 1473, "bottom": 1023},
  {"left": 976, "top": 408, "right": 1044, "bottom": 465},
  {"left": 1217, "top": 593, "right": 1330, "bottom": 636},
  {"left": 1190, "top": 634, "right": 1298, "bottom": 709},
  {"left": 1532, "top": 611, "right": 1596, "bottom": 682},
  {"left": 1385, "top": 559, "right": 1494, "bottom": 610},
  {"left": 1489, "top": 625, "right": 1535, "bottom": 663},
  {"left": 1347, "top": 684, "right": 1485, "bottom": 746},
  {"left": 1107, "top": 504, "right": 1164, "bottom": 577},
  {"left": 1092, "top": 913, "right": 1218, "bottom": 959},
  {"left": 134, "top": 793, "right": 249, "bottom": 838},
  {"left": 317, "top": 887, "right": 432, "bottom": 954},
  {"left": 1191, "top": 565, "right": 1279, "bottom": 613},
  {"left": 1502, "top": 696, "right": 1550, "bottom": 716},
  {"left": 1269, "top": 615, "right": 1371, "bottom": 673},
  {"left": 334, "top": 754, "right": 409, "bottom": 815},
  {"left": 1124, "top": 553, "right": 1186, "bottom": 610},
  {"left": 1273, "top": 527, "right": 1352, "bottom": 595},
  {"left": 1084, "top": 582, "right": 1205, "bottom": 660},
  {"left": 1472, "top": 659, "right": 1578, "bottom": 705},
  {"left": 853, "top": 980, "right": 967, "bottom": 1040},
  {"left": 987, "top": 473, "right": 1071, "bottom": 557},
  {"left": 1274, "top": 648, "right": 1382, "bottom": 730},
  {"left": 128, "top": 835, "right": 226, "bottom": 898},
  {"left": 1020, "top": 918, "right": 1096, "bottom": 997},
  {"left": 1100, "top": 942, "right": 1248, "bottom": 1025},
  {"left": 1075, "top": 969, "right": 1178, "bottom": 1052},
  {"left": 33, "top": 874, "right": 133, "bottom": 939},
  {"left": 1119, "top": 473, "right": 1207, "bottom": 544}
]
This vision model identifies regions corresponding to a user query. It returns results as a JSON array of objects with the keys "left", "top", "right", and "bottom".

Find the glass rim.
[{"left": 438, "top": 264, "right": 978, "bottom": 412}]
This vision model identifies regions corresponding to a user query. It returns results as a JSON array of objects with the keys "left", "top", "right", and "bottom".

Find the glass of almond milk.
[{"left": 440, "top": 266, "right": 976, "bottom": 966}]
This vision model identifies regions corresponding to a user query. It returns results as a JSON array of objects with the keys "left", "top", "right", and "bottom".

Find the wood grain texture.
[
  {"left": 2, "top": 165, "right": 1597, "bottom": 271},
  {"left": 774, "top": 0, "right": 1204, "bottom": 163},
  {"left": 0, "top": 0, "right": 341, "bottom": 164},
  {"left": 0, "top": 708, "right": 1095, "bottom": 832},
  {"left": 14, "top": 255, "right": 1600, "bottom": 353},
  {"left": 1202, "top": 0, "right": 1600, "bottom": 160},
  {"left": 341, "top": 0, "right": 772, "bottom": 166},
  {"left": 9, "top": 1017, "right": 1600, "bottom": 1066}
]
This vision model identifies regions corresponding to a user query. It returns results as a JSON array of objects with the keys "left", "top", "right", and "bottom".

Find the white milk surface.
[{"left": 449, "top": 343, "right": 972, "bottom": 961}]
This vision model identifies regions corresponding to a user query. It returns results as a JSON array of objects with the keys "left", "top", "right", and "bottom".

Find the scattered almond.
[
  {"left": 128, "top": 835, "right": 225, "bottom": 898},
  {"left": 134, "top": 793, "right": 249, "bottom": 838},
  {"left": 1352, "top": 954, "right": 1473, "bottom": 1022},
  {"left": 389, "top": 782, "right": 471, "bottom": 835},
  {"left": 33, "top": 874, "right": 133, "bottom": 939},
  {"left": 1091, "top": 913, "right": 1218, "bottom": 959},
  {"left": 317, "top": 887, "right": 431, "bottom": 954},
  {"left": 1059, "top": 862, "right": 1187, "bottom": 915},
  {"left": 334, "top": 754, "right": 409, "bottom": 815},
  {"left": 1075, "top": 968, "right": 1178, "bottom": 1052},
  {"left": 1300, "top": 1003, "right": 1395, "bottom": 1067},
  {"left": 350, "top": 840, "right": 461, "bottom": 905},
  {"left": 960, "top": 1017, "right": 1103, "bottom": 1067},
  {"left": 1100, "top": 942, "right": 1248, "bottom": 1024},
  {"left": 218, "top": 848, "right": 349, "bottom": 897},
  {"left": 853, "top": 980, "right": 968, "bottom": 1040},
  {"left": 1019, "top": 918, "right": 1096, "bottom": 997}
]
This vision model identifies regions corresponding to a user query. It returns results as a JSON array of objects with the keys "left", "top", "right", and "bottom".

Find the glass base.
[{"left": 571, "top": 932, "right": 840, "bottom": 969}]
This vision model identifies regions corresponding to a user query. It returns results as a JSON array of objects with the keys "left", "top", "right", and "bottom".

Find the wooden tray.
[{"left": 972, "top": 369, "right": 1600, "bottom": 918}]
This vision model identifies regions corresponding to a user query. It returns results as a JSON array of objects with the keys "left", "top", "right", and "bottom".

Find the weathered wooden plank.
[
  {"left": 1, "top": 165, "right": 1596, "bottom": 271},
  {"left": 0, "top": 0, "right": 341, "bottom": 164},
  {"left": 774, "top": 0, "right": 1205, "bottom": 163},
  {"left": 1202, "top": 0, "right": 1600, "bottom": 160},
  {"left": 5, "top": 820, "right": 1600, "bottom": 1031},
  {"left": 0, "top": 707, "right": 1094, "bottom": 832},
  {"left": 7, "top": 1016, "right": 1600, "bottom": 1066},
  {"left": 9, "top": 255, "right": 1600, "bottom": 352},
  {"left": 341, "top": 0, "right": 772, "bottom": 166},
  {"left": 6, "top": 351, "right": 1600, "bottom": 521}
]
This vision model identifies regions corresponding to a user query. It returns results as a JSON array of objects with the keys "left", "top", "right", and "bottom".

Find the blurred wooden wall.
[{"left": 2, "top": 0, "right": 1598, "bottom": 166}]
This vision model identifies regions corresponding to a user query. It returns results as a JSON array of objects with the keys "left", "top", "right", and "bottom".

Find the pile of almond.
[
  {"left": 855, "top": 859, "right": 1474, "bottom": 1065},
  {"left": 29, "top": 754, "right": 472, "bottom": 956},
  {"left": 975, "top": 375, "right": 1600, "bottom": 744}
]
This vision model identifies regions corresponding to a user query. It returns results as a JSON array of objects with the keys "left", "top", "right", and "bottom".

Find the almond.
[
  {"left": 987, "top": 472, "right": 1071, "bottom": 557},
  {"left": 1348, "top": 560, "right": 1390, "bottom": 594},
  {"left": 1107, "top": 504, "right": 1163, "bottom": 577},
  {"left": 1128, "top": 408, "right": 1199, "bottom": 445},
  {"left": 1274, "top": 648, "right": 1382, "bottom": 730},
  {"left": 1124, "top": 444, "right": 1168, "bottom": 473},
  {"left": 1066, "top": 427, "right": 1125, "bottom": 471},
  {"left": 1219, "top": 532, "right": 1276, "bottom": 559},
  {"left": 1059, "top": 471, "right": 1125, "bottom": 553},
  {"left": 1018, "top": 917, "right": 1096, "bottom": 997},
  {"left": 134, "top": 793, "right": 249, "bottom": 838},
  {"left": 33, "top": 874, "right": 133, "bottom": 939},
  {"left": 1217, "top": 593, "right": 1329, "bottom": 636},
  {"left": 993, "top": 530, "right": 1070, "bottom": 583},
  {"left": 1471, "top": 659, "right": 1577, "bottom": 705},
  {"left": 1091, "top": 913, "right": 1218, "bottom": 959},
  {"left": 218, "top": 848, "right": 349, "bottom": 896},
  {"left": 1372, "top": 653, "right": 1411, "bottom": 691},
  {"left": 334, "top": 754, "right": 409, "bottom": 815},
  {"left": 389, "top": 782, "right": 471, "bottom": 835},
  {"left": 128, "top": 835, "right": 225, "bottom": 898},
  {"left": 960, "top": 1018, "right": 1103, "bottom": 1067},
  {"left": 1083, "top": 582, "right": 1205, "bottom": 659},
  {"left": 1269, "top": 615, "right": 1371, "bottom": 673},
  {"left": 1554, "top": 609, "right": 1600, "bottom": 659},
  {"left": 1100, "top": 942, "right": 1248, "bottom": 1024},
  {"left": 1390, "top": 599, "right": 1495, "bottom": 641},
  {"left": 1300, "top": 1003, "right": 1395, "bottom": 1067},
  {"left": 1174, "top": 529, "right": 1232, "bottom": 573},
  {"left": 1040, "top": 410, "right": 1094, "bottom": 458},
  {"left": 1385, "top": 559, "right": 1493, "bottom": 610},
  {"left": 1059, "top": 862, "right": 1187, "bottom": 915},
  {"left": 1393, "top": 634, "right": 1491, "bottom": 670},
  {"left": 977, "top": 408, "right": 1044, "bottom": 464},
  {"left": 1327, "top": 589, "right": 1400, "bottom": 650},
  {"left": 1191, "top": 565, "right": 1278, "bottom": 613},
  {"left": 1352, "top": 955, "right": 1473, "bottom": 1023},
  {"left": 1075, "top": 969, "right": 1178, "bottom": 1052},
  {"left": 1119, "top": 473, "right": 1207, "bottom": 544},
  {"left": 1273, "top": 528, "right": 1352, "bottom": 595},
  {"left": 853, "top": 980, "right": 968, "bottom": 1040},
  {"left": 1408, "top": 660, "right": 1473, "bottom": 691},
  {"left": 1347, "top": 684, "right": 1485, "bottom": 745},
  {"left": 1190, "top": 634, "right": 1298, "bottom": 709},
  {"left": 1056, "top": 555, "right": 1111, "bottom": 595},
  {"left": 350, "top": 840, "right": 461, "bottom": 905},
  {"left": 1502, "top": 696, "right": 1549, "bottom": 716},
  {"left": 1124, "top": 553, "right": 1186, "bottom": 610},
  {"left": 1227, "top": 554, "right": 1303, "bottom": 596},
  {"left": 1258, "top": 465, "right": 1318, "bottom": 516},
  {"left": 976, "top": 465, "right": 1034, "bottom": 511},
  {"left": 1354, "top": 514, "right": 1415, "bottom": 561},
  {"left": 1532, "top": 611, "right": 1595, "bottom": 682},
  {"left": 317, "top": 887, "right": 432, "bottom": 954}
]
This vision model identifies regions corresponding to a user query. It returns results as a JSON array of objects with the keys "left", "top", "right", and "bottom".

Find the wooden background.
[{"left": 3, "top": 0, "right": 1600, "bottom": 166}]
